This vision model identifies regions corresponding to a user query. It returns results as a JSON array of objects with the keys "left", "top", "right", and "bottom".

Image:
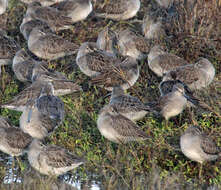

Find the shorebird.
[
  {"left": 109, "top": 86, "right": 151, "bottom": 121},
  {"left": 162, "top": 58, "right": 216, "bottom": 90},
  {"left": 13, "top": 49, "right": 81, "bottom": 95},
  {"left": 76, "top": 42, "right": 122, "bottom": 77},
  {"left": 0, "top": 117, "right": 32, "bottom": 157},
  {"left": 96, "top": 27, "right": 118, "bottom": 56},
  {"left": 94, "top": 0, "right": 140, "bottom": 21},
  {"left": 26, "top": 2, "right": 73, "bottom": 32},
  {"left": 20, "top": 94, "right": 64, "bottom": 139},
  {"left": 117, "top": 29, "right": 153, "bottom": 60},
  {"left": 0, "top": 0, "right": 8, "bottom": 15},
  {"left": 148, "top": 45, "right": 189, "bottom": 77},
  {"left": 51, "top": 0, "right": 93, "bottom": 23},
  {"left": 97, "top": 104, "right": 149, "bottom": 143},
  {"left": 90, "top": 56, "right": 139, "bottom": 91},
  {"left": 1, "top": 81, "right": 53, "bottom": 112},
  {"left": 142, "top": 13, "right": 165, "bottom": 40},
  {"left": 0, "top": 30, "right": 20, "bottom": 75},
  {"left": 20, "top": 15, "right": 52, "bottom": 40},
  {"left": 159, "top": 79, "right": 200, "bottom": 109},
  {"left": 159, "top": 80, "right": 193, "bottom": 97},
  {"left": 180, "top": 126, "right": 221, "bottom": 164},
  {"left": 27, "top": 26, "right": 78, "bottom": 60},
  {"left": 180, "top": 125, "right": 221, "bottom": 177},
  {"left": 28, "top": 139, "right": 84, "bottom": 176},
  {"left": 149, "top": 83, "right": 198, "bottom": 121}
]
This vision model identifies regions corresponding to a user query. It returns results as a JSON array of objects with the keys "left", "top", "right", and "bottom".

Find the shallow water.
[{"left": 0, "top": 156, "right": 101, "bottom": 190}]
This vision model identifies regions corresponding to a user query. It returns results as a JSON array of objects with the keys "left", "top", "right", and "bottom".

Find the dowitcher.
[
  {"left": 148, "top": 45, "right": 189, "bottom": 77},
  {"left": 95, "top": 0, "right": 140, "bottom": 21},
  {"left": 150, "top": 83, "right": 197, "bottom": 120},
  {"left": 27, "top": 26, "right": 78, "bottom": 60},
  {"left": 26, "top": 2, "right": 73, "bottom": 32},
  {"left": 163, "top": 58, "right": 215, "bottom": 90},
  {"left": 117, "top": 29, "right": 153, "bottom": 60},
  {"left": 97, "top": 105, "right": 149, "bottom": 143},
  {"left": 109, "top": 86, "right": 151, "bottom": 121},
  {"left": 76, "top": 42, "right": 122, "bottom": 77},
  {"left": 0, "top": 29, "right": 20, "bottom": 75},
  {"left": 180, "top": 125, "right": 221, "bottom": 177},
  {"left": 180, "top": 126, "right": 221, "bottom": 164},
  {"left": 20, "top": 94, "right": 64, "bottom": 139},
  {"left": 159, "top": 79, "right": 200, "bottom": 109},
  {"left": 0, "top": 0, "right": 8, "bottom": 15},
  {"left": 0, "top": 117, "right": 32, "bottom": 157},
  {"left": 159, "top": 80, "right": 193, "bottom": 97},
  {"left": 1, "top": 81, "right": 53, "bottom": 112},
  {"left": 90, "top": 56, "right": 139, "bottom": 91},
  {"left": 28, "top": 139, "right": 84, "bottom": 176},
  {"left": 51, "top": 0, "right": 93, "bottom": 23}
]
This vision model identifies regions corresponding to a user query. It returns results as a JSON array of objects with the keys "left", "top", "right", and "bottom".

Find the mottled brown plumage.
[
  {"left": 0, "top": 117, "right": 32, "bottom": 157},
  {"left": 110, "top": 87, "right": 151, "bottom": 121},
  {"left": 117, "top": 29, "right": 153, "bottom": 60},
  {"left": 1, "top": 81, "right": 53, "bottom": 112},
  {"left": 97, "top": 105, "right": 149, "bottom": 143},
  {"left": 91, "top": 57, "right": 139, "bottom": 91},
  {"left": 28, "top": 27, "right": 78, "bottom": 60},
  {"left": 28, "top": 140, "right": 84, "bottom": 176},
  {"left": 163, "top": 58, "right": 215, "bottom": 90},
  {"left": 180, "top": 126, "right": 221, "bottom": 164},
  {"left": 95, "top": 0, "right": 140, "bottom": 20},
  {"left": 76, "top": 42, "right": 122, "bottom": 77},
  {"left": 26, "top": 2, "right": 73, "bottom": 31}
]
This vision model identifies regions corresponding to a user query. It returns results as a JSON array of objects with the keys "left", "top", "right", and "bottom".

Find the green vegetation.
[{"left": 0, "top": 0, "right": 220, "bottom": 189}]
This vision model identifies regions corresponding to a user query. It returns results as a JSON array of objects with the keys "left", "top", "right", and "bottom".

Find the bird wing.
[
  {"left": 6, "top": 127, "right": 32, "bottom": 149},
  {"left": 83, "top": 50, "right": 118, "bottom": 72},
  {"left": 34, "top": 7, "right": 73, "bottom": 26},
  {"left": 111, "top": 113, "right": 149, "bottom": 142},
  {"left": 100, "top": 0, "right": 127, "bottom": 15},
  {"left": 111, "top": 95, "right": 150, "bottom": 112},
  {"left": 38, "top": 34, "right": 78, "bottom": 54},
  {"left": 90, "top": 64, "right": 128, "bottom": 87},
  {"left": 168, "top": 65, "right": 199, "bottom": 86},
  {"left": 1, "top": 81, "right": 53, "bottom": 109},
  {"left": 0, "top": 117, "right": 12, "bottom": 128},
  {"left": 42, "top": 145, "right": 82, "bottom": 168},
  {"left": 0, "top": 35, "right": 19, "bottom": 59},
  {"left": 91, "top": 59, "right": 138, "bottom": 88},
  {"left": 157, "top": 54, "right": 189, "bottom": 73},
  {"left": 51, "top": 0, "right": 79, "bottom": 12},
  {"left": 201, "top": 135, "right": 220, "bottom": 155}
]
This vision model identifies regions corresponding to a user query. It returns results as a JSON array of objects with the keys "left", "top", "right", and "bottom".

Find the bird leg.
[{"left": 198, "top": 163, "right": 203, "bottom": 179}]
